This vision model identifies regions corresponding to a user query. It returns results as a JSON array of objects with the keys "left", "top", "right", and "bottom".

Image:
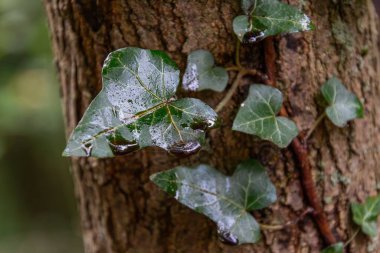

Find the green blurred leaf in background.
[{"left": 0, "top": 0, "right": 82, "bottom": 252}]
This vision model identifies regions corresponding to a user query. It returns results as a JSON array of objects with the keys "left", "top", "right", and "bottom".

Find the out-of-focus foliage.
[{"left": 0, "top": 0, "right": 82, "bottom": 252}]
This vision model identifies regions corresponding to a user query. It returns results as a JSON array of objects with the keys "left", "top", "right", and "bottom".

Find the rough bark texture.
[{"left": 44, "top": 0, "right": 380, "bottom": 252}]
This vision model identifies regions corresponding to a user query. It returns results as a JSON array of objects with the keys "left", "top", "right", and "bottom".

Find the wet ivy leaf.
[
  {"left": 232, "top": 85, "right": 298, "bottom": 148},
  {"left": 351, "top": 194, "right": 380, "bottom": 237},
  {"left": 182, "top": 50, "right": 228, "bottom": 92},
  {"left": 63, "top": 47, "right": 219, "bottom": 158},
  {"left": 321, "top": 242, "right": 344, "bottom": 253},
  {"left": 233, "top": 0, "right": 315, "bottom": 42},
  {"left": 321, "top": 77, "right": 364, "bottom": 127},
  {"left": 150, "top": 160, "right": 276, "bottom": 245}
]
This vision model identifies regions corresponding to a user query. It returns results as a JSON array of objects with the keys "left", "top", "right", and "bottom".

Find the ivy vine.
[{"left": 63, "top": 0, "right": 376, "bottom": 252}]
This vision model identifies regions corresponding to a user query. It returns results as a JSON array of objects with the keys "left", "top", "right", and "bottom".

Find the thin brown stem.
[
  {"left": 259, "top": 223, "right": 285, "bottom": 230},
  {"left": 235, "top": 39, "right": 242, "bottom": 68},
  {"left": 304, "top": 112, "right": 326, "bottom": 141},
  {"left": 260, "top": 207, "right": 314, "bottom": 231},
  {"left": 344, "top": 229, "right": 360, "bottom": 247},
  {"left": 264, "top": 37, "right": 337, "bottom": 245},
  {"left": 215, "top": 68, "right": 264, "bottom": 113},
  {"left": 225, "top": 66, "right": 241, "bottom": 72},
  {"left": 215, "top": 70, "right": 246, "bottom": 113}
]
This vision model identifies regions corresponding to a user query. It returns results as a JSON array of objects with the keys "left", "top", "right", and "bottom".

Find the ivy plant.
[
  {"left": 320, "top": 242, "right": 343, "bottom": 253},
  {"left": 61, "top": 0, "right": 372, "bottom": 250},
  {"left": 351, "top": 194, "right": 380, "bottom": 237},
  {"left": 319, "top": 194, "right": 380, "bottom": 252},
  {"left": 182, "top": 50, "right": 228, "bottom": 92},
  {"left": 63, "top": 48, "right": 219, "bottom": 158},
  {"left": 233, "top": 0, "right": 315, "bottom": 43},
  {"left": 321, "top": 77, "right": 364, "bottom": 127},
  {"left": 150, "top": 159, "right": 276, "bottom": 245},
  {"left": 232, "top": 85, "right": 298, "bottom": 148}
]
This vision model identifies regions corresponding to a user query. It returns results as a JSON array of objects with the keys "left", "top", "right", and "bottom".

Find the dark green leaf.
[
  {"left": 182, "top": 50, "right": 228, "bottom": 92},
  {"left": 233, "top": 0, "right": 315, "bottom": 42},
  {"left": 321, "top": 242, "right": 344, "bottom": 253},
  {"left": 321, "top": 77, "right": 364, "bottom": 127},
  {"left": 232, "top": 85, "right": 298, "bottom": 148},
  {"left": 63, "top": 47, "right": 219, "bottom": 158},
  {"left": 150, "top": 159, "right": 277, "bottom": 245},
  {"left": 351, "top": 194, "right": 380, "bottom": 237}
]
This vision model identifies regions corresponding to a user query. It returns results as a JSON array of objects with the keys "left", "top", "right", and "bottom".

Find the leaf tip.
[
  {"left": 168, "top": 141, "right": 202, "bottom": 158},
  {"left": 62, "top": 148, "right": 70, "bottom": 157}
]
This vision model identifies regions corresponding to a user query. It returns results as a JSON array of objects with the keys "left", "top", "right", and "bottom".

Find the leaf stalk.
[{"left": 304, "top": 112, "right": 326, "bottom": 141}]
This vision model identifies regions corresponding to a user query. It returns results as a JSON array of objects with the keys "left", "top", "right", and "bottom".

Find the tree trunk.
[{"left": 44, "top": 0, "right": 380, "bottom": 252}]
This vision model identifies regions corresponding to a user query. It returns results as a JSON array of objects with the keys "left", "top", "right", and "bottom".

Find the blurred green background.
[
  {"left": 0, "top": 0, "right": 82, "bottom": 252},
  {"left": 0, "top": 0, "right": 379, "bottom": 253}
]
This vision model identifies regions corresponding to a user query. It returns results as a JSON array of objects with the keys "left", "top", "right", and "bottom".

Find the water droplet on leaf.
[
  {"left": 243, "top": 31, "right": 265, "bottom": 44},
  {"left": 109, "top": 141, "right": 139, "bottom": 156},
  {"left": 190, "top": 117, "right": 220, "bottom": 130},
  {"left": 106, "top": 132, "right": 139, "bottom": 156},
  {"left": 217, "top": 227, "right": 239, "bottom": 246},
  {"left": 168, "top": 141, "right": 201, "bottom": 157}
]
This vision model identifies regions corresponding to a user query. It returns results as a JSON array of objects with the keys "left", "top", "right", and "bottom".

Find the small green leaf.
[
  {"left": 321, "top": 242, "right": 344, "bottom": 253},
  {"left": 232, "top": 85, "right": 298, "bottom": 148},
  {"left": 63, "top": 47, "right": 219, "bottom": 158},
  {"left": 233, "top": 15, "right": 252, "bottom": 42},
  {"left": 233, "top": 0, "right": 315, "bottom": 42},
  {"left": 182, "top": 50, "right": 228, "bottom": 92},
  {"left": 351, "top": 194, "right": 380, "bottom": 237},
  {"left": 150, "top": 159, "right": 277, "bottom": 245},
  {"left": 321, "top": 77, "right": 364, "bottom": 127},
  {"left": 241, "top": 0, "right": 256, "bottom": 14}
]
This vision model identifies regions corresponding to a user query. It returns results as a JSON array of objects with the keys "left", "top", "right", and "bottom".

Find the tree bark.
[{"left": 44, "top": 0, "right": 380, "bottom": 252}]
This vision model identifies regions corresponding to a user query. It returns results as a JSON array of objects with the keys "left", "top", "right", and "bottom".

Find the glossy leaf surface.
[
  {"left": 320, "top": 242, "right": 343, "bottom": 253},
  {"left": 233, "top": 0, "right": 314, "bottom": 42},
  {"left": 233, "top": 85, "right": 298, "bottom": 148},
  {"left": 63, "top": 47, "right": 218, "bottom": 158},
  {"left": 351, "top": 194, "right": 380, "bottom": 237},
  {"left": 321, "top": 77, "right": 364, "bottom": 127},
  {"left": 150, "top": 160, "right": 277, "bottom": 245},
  {"left": 182, "top": 50, "right": 228, "bottom": 92}
]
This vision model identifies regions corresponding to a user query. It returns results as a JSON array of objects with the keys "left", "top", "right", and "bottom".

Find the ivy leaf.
[
  {"left": 232, "top": 85, "right": 298, "bottom": 148},
  {"left": 241, "top": 0, "right": 256, "bottom": 14},
  {"left": 233, "top": 0, "right": 315, "bottom": 42},
  {"left": 233, "top": 16, "right": 253, "bottom": 42},
  {"left": 320, "top": 242, "right": 344, "bottom": 253},
  {"left": 182, "top": 50, "right": 228, "bottom": 92},
  {"left": 321, "top": 77, "right": 364, "bottom": 127},
  {"left": 63, "top": 47, "right": 219, "bottom": 158},
  {"left": 150, "top": 159, "right": 277, "bottom": 245},
  {"left": 351, "top": 194, "right": 380, "bottom": 237}
]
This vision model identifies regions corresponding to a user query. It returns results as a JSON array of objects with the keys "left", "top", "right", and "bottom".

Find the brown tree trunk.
[{"left": 44, "top": 0, "right": 380, "bottom": 252}]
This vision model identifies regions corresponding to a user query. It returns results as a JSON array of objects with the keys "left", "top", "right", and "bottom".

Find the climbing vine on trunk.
[{"left": 62, "top": 0, "right": 377, "bottom": 252}]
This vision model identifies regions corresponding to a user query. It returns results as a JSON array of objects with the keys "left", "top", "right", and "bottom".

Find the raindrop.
[
  {"left": 106, "top": 133, "right": 140, "bottom": 156},
  {"left": 217, "top": 227, "right": 239, "bottom": 246},
  {"left": 190, "top": 117, "right": 220, "bottom": 130},
  {"left": 243, "top": 31, "right": 265, "bottom": 44},
  {"left": 168, "top": 141, "right": 201, "bottom": 157},
  {"left": 108, "top": 141, "right": 139, "bottom": 156},
  {"left": 207, "top": 117, "right": 221, "bottom": 129}
]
